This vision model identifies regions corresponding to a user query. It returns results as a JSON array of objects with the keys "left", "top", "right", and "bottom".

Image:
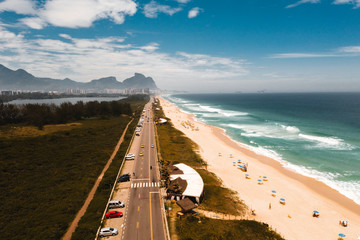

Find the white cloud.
[
  {"left": 59, "top": 34, "right": 72, "bottom": 40},
  {"left": 20, "top": 17, "right": 47, "bottom": 29},
  {"left": 188, "top": 7, "right": 202, "bottom": 18},
  {"left": 41, "top": 0, "right": 137, "bottom": 28},
  {"left": 269, "top": 53, "right": 338, "bottom": 58},
  {"left": 0, "top": 28, "right": 249, "bottom": 91},
  {"left": 0, "top": 0, "right": 36, "bottom": 15},
  {"left": 286, "top": 0, "right": 320, "bottom": 8},
  {"left": 143, "top": 1, "right": 182, "bottom": 18},
  {"left": 269, "top": 45, "right": 360, "bottom": 58},
  {"left": 338, "top": 45, "right": 360, "bottom": 52},
  {"left": 333, "top": 0, "right": 360, "bottom": 8},
  {"left": 175, "top": 0, "right": 191, "bottom": 3},
  {"left": 0, "top": 0, "right": 137, "bottom": 29}
]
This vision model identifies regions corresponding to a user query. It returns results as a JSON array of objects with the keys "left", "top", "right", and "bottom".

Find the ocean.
[{"left": 164, "top": 93, "right": 360, "bottom": 205}]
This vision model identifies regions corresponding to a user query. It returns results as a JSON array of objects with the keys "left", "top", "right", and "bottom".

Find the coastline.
[{"left": 159, "top": 96, "right": 360, "bottom": 240}]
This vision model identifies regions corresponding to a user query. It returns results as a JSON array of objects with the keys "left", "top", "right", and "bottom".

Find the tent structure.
[
  {"left": 169, "top": 163, "right": 204, "bottom": 203},
  {"left": 176, "top": 198, "right": 197, "bottom": 212}
]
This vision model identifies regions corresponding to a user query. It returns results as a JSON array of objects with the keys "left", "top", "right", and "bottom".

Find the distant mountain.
[
  {"left": 0, "top": 64, "right": 158, "bottom": 91},
  {"left": 122, "top": 73, "right": 157, "bottom": 89}
]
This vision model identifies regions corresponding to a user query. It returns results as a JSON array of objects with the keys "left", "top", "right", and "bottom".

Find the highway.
[{"left": 122, "top": 100, "right": 166, "bottom": 240}]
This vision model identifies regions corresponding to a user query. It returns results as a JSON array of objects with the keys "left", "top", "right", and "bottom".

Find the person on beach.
[{"left": 269, "top": 203, "right": 271, "bottom": 209}]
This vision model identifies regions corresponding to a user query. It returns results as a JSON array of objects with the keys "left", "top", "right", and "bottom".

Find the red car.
[{"left": 106, "top": 211, "right": 123, "bottom": 219}]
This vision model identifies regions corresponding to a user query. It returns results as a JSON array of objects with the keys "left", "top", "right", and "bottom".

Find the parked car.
[
  {"left": 125, "top": 153, "right": 135, "bottom": 160},
  {"left": 106, "top": 210, "right": 123, "bottom": 219},
  {"left": 151, "top": 144, "right": 154, "bottom": 148},
  {"left": 99, "top": 228, "right": 118, "bottom": 237},
  {"left": 108, "top": 200, "right": 125, "bottom": 208},
  {"left": 139, "top": 152, "right": 143, "bottom": 156},
  {"left": 141, "top": 144, "right": 144, "bottom": 148},
  {"left": 118, "top": 173, "right": 130, "bottom": 182}
]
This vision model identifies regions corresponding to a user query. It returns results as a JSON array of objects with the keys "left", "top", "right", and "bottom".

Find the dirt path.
[{"left": 61, "top": 119, "right": 133, "bottom": 240}]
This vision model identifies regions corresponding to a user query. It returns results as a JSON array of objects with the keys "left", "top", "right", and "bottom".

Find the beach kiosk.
[{"left": 279, "top": 198, "right": 286, "bottom": 205}]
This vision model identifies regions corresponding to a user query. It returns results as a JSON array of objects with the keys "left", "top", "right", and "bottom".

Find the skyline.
[{"left": 0, "top": 0, "right": 359, "bottom": 92}]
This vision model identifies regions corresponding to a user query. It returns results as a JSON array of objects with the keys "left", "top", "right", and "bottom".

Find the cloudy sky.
[{"left": 0, "top": 0, "right": 359, "bottom": 92}]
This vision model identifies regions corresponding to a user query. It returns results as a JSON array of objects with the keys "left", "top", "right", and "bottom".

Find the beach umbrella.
[
  {"left": 280, "top": 198, "right": 286, "bottom": 204},
  {"left": 272, "top": 190, "right": 276, "bottom": 193},
  {"left": 313, "top": 210, "right": 319, "bottom": 214},
  {"left": 263, "top": 176, "right": 268, "bottom": 181},
  {"left": 258, "top": 179, "right": 262, "bottom": 182},
  {"left": 339, "top": 234, "right": 346, "bottom": 237},
  {"left": 233, "top": 162, "right": 236, "bottom": 166}
]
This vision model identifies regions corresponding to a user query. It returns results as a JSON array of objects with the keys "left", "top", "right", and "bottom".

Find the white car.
[
  {"left": 125, "top": 153, "right": 135, "bottom": 160},
  {"left": 99, "top": 228, "right": 118, "bottom": 237},
  {"left": 108, "top": 200, "right": 125, "bottom": 208},
  {"left": 151, "top": 144, "right": 154, "bottom": 148}
]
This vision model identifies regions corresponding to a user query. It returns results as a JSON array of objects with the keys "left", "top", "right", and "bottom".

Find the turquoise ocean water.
[{"left": 164, "top": 93, "right": 360, "bottom": 205}]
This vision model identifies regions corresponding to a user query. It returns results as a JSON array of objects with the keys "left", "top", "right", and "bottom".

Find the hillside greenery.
[{"left": 0, "top": 95, "right": 148, "bottom": 240}]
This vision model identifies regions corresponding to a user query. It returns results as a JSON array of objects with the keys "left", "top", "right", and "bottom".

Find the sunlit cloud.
[
  {"left": 286, "top": 0, "right": 320, "bottom": 8},
  {"left": 333, "top": 0, "right": 360, "bottom": 8},
  {"left": 0, "top": 0, "right": 137, "bottom": 29},
  {"left": 188, "top": 7, "right": 202, "bottom": 18},
  {"left": 143, "top": 1, "right": 182, "bottom": 18}
]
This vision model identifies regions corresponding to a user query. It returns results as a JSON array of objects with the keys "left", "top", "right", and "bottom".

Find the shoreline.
[{"left": 159, "top": 96, "right": 360, "bottom": 240}]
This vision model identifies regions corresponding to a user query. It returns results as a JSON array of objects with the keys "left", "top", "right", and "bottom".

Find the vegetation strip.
[
  {"left": 61, "top": 119, "right": 133, "bottom": 240},
  {"left": 153, "top": 100, "right": 284, "bottom": 240}
]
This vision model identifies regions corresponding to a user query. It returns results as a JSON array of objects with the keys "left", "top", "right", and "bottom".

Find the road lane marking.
[
  {"left": 136, "top": 222, "right": 139, "bottom": 228},
  {"left": 132, "top": 178, "right": 149, "bottom": 181},
  {"left": 139, "top": 193, "right": 140, "bottom": 198},
  {"left": 138, "top": 206, "right": 140, "bottom": 211}
]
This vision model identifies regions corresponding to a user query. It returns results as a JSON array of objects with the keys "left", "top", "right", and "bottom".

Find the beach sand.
[{"left": 159, "top": 97, "right": 360, "bottom": 240}]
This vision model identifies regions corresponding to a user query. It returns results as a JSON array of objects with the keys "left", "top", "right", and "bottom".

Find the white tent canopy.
[{"left": 170, "top": 163, "right": 204, "bottom": 199}]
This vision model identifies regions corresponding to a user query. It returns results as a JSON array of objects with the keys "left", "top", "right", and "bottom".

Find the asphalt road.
[{"left": 122, "top": 100, "right": 166, "bottom": 240}]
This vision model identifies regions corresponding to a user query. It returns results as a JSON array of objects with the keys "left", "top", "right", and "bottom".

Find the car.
[
  {"left": 108, "top": 200, "right": 125, "bottom": 208},
  {"left": 141, "top": 144, "right": 144, "bottom": 148},
  {"left": 106, "top": 210, "right": 123, "bottom": 219},
  {"left": 118, "top": 173, "right": 130, "bottom": 182},
  {"left": 99, "top": 227, "right": 118, "bottom": 237},
  {"left": 151, "top": 144, "right": 154, "bottom": 148},
  {"left": 125, "top": 153, "right": 135, "bottom": 160},
  {"left": 139, "top": 152, "right": 143, "bottom": 156}
]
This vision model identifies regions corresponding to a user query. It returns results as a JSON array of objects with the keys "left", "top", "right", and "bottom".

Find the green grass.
[
  {"left": 70, "top": 118, "right": 138, "bottom": 240},
  {"left": 177, "top": 216, "right": 284, "bottom": 240},
  {"left": 0, "top": 116, "right": 131, "bottom": 240}
]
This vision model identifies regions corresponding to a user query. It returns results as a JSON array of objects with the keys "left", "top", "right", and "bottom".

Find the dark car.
[{"left": 118, "top": 173, "right": 130, "bottom": 182}]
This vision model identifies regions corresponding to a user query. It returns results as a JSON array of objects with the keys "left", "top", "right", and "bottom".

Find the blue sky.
[{"left": 0, "top": 0, "right": 359, "bottom": 92}]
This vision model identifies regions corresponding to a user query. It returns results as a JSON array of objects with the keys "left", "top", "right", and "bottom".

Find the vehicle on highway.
[
  {"left": 151, "top": 144, "right": 154, "bottom": 148},
  {"left": 99, "top": 228, "right": 118, "bottom": 237},
  {"left": 139, "top": 152, "right": 143, "bottom": 156},
  {"left": 141, "top": 144, "right": 144, "bottom": 148},
  {"left": 106, "top": 210, "right": 123, "bottom": 219},
  {"left": 118, "top": 173, "right": 130, "bottom": 182},
  {"left": 108, "top": 200, "right": 125, "bottom": 208},
  {"left": 125, "top": 153, "right": 135, "bottom": 160}
]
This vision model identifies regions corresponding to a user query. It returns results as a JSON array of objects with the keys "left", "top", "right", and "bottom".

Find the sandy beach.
[{"left": 159, "top": 97, "right": 360, "bottom": 240}]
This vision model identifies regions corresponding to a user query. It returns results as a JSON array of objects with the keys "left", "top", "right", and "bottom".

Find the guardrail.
[{"left": 94, "top": 118, "right": 136, "bottom": 240}]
